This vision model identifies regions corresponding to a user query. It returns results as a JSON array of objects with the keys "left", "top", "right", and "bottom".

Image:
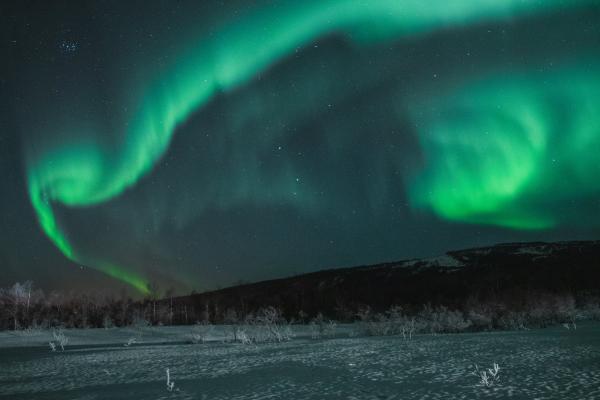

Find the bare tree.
[
  {"left": 24, "top": 281, "right": 32, "bottom": 316},
  {"left": 555, "top": 294, "right": 577, "bottom": 329},
  {"left": 224, "top": 308, "right": 240, "bottom": 341},
  {"left": 1, "top": 282, "right": 32, "bottom": 330},
  {"left": 146, "top": 281, "right": 160, "bottom": 324},
  {"left": 165, "top": 287, "right": 175, "bottom": 325}
]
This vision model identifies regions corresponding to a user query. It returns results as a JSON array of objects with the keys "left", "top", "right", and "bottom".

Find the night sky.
[{"left": 2, "top": 1, "right": 600, "bottom": 295}]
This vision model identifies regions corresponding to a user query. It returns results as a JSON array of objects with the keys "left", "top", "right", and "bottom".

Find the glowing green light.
[
  {"left": 408, "top": 63, "right": 600, "bottom": 229},
  {"left": 25, "top": 0, "right": 597, "bottom": 289}
]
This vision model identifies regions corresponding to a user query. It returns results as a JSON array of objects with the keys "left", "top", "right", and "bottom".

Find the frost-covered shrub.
[
  {"left": 102, "top": 315, "right": 114, "bottom": 329},
  {"left": 309, "top": 320, "right": 320, "bottom": 339},
  {"left": 309, "top": 313, "right": 337, "bottom": 339},
  {"left": 237, "top": 329, "right": 251, "bottom": 344},
  {"left": 224, "top": 308, "right": 241, "bottom": 341},
  {"left": 466, "top": 308, "right": 494, "bottom": 331},
  {"left": 397, "top": 317, "right": 417, "bottom": 339},
  {"left": 132, "top": 315, "right": 150, "bottom": 329},
  {"left": 355, "top": 306, "right": 383, "bottom": 336},
  {"left": 166, "top": 368, "right": 175, "bottom": 392},
  {"left": 51, "top": 328, "right": 69, "bottom": 351},
  {"left": 187, "top": 321, "right": 213, "bottom": 344},
  {"left": 323, "top": 320, "right": 337, "bottom": 338},
  {"left": 498, "top": 311, "right": 528, "bottom": 330},
  {"left": 14, "top": 325, "right": 42, "bottom": 337},
  {"left": 187, "top": 333, "right": 203, "bottom": 344},
  {"left": 562, "top": 322, "right": 577, "bottom": 330},
  {"left": 442, "top": 308, "right": 472, "bottom": 332},
  {"left": 385, "top": 306, "right": 419, "bottom": 338},
  {"left": 418, "top": 305, "right": 471, "bottom": 334},
  {"left": 354, "top": 306, "right": 418, "bottom": 338},
  {"left": 472, "top": 363, "right": 500, "bottom": 387},
  {"left": 244, "top": 307, "right": 293, "bottom": 343},
  {"left": 364, "top": 313, "right": 393, "bottom": 336}
]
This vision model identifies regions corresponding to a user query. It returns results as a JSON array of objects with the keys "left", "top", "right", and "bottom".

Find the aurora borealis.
[
  {"left": 409, "top": 63, "right": 600, "bottom": 230},
  {"left": 2, "top": 0, "right": 600, "bottom": 294}
]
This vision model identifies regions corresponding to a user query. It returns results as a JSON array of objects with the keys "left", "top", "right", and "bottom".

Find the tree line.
[{"left": 1, "top": 280, "right": 599, "bottom": 332}]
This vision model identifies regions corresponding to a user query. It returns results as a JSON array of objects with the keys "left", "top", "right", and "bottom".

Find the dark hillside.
[{"left": 175, "top": 241, "right": 600, "bottom": 321}]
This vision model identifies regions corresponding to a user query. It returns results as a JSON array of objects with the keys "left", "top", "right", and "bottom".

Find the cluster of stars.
[{"left": 59, "top": 40, "right": 79, "bottom": 54}]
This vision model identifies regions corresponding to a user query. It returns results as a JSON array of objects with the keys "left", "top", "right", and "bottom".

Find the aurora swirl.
[
  {"left": 21, "top": 0, "right": 600, "bottom": 291},
  {"left": 408, "top": 62, "right": 600, "bottom": 229}
]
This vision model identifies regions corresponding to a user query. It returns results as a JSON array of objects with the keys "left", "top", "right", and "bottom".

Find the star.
[{"left": 59, "top": 40, "right": 79, "bottom": 54}]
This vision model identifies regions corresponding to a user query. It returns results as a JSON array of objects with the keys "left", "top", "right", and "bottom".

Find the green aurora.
[
  {"left": 23, "top": 0, "right": 600, "bottom": 292},
  {"left": 408, "top": 63, "right": 600, "bottom": 230}
]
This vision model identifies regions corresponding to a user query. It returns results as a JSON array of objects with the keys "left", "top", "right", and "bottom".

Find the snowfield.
[{"left": 1, "top": 323, "right": 599, "bottom": 399}]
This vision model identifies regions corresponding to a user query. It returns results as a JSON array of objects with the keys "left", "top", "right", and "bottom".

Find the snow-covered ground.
[{"left": 1, "top": 323, "right": 599, "bottom": 399}]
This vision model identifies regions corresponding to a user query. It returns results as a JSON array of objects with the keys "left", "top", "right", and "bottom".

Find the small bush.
[
  {"left": 187, "top": 321, "right": 213, "bottom": 344},
  {"left": 309, "top": 313, "right": 337, "bottom": 339},
  {"left": 50, "top": 328, "right": 68, "bottom": 351},
  {"left": 472, "top": 363, "right": 500, "bottom": 387},
  {"left": 244, "top": 307, "right": 293, "bottom": 343}
]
